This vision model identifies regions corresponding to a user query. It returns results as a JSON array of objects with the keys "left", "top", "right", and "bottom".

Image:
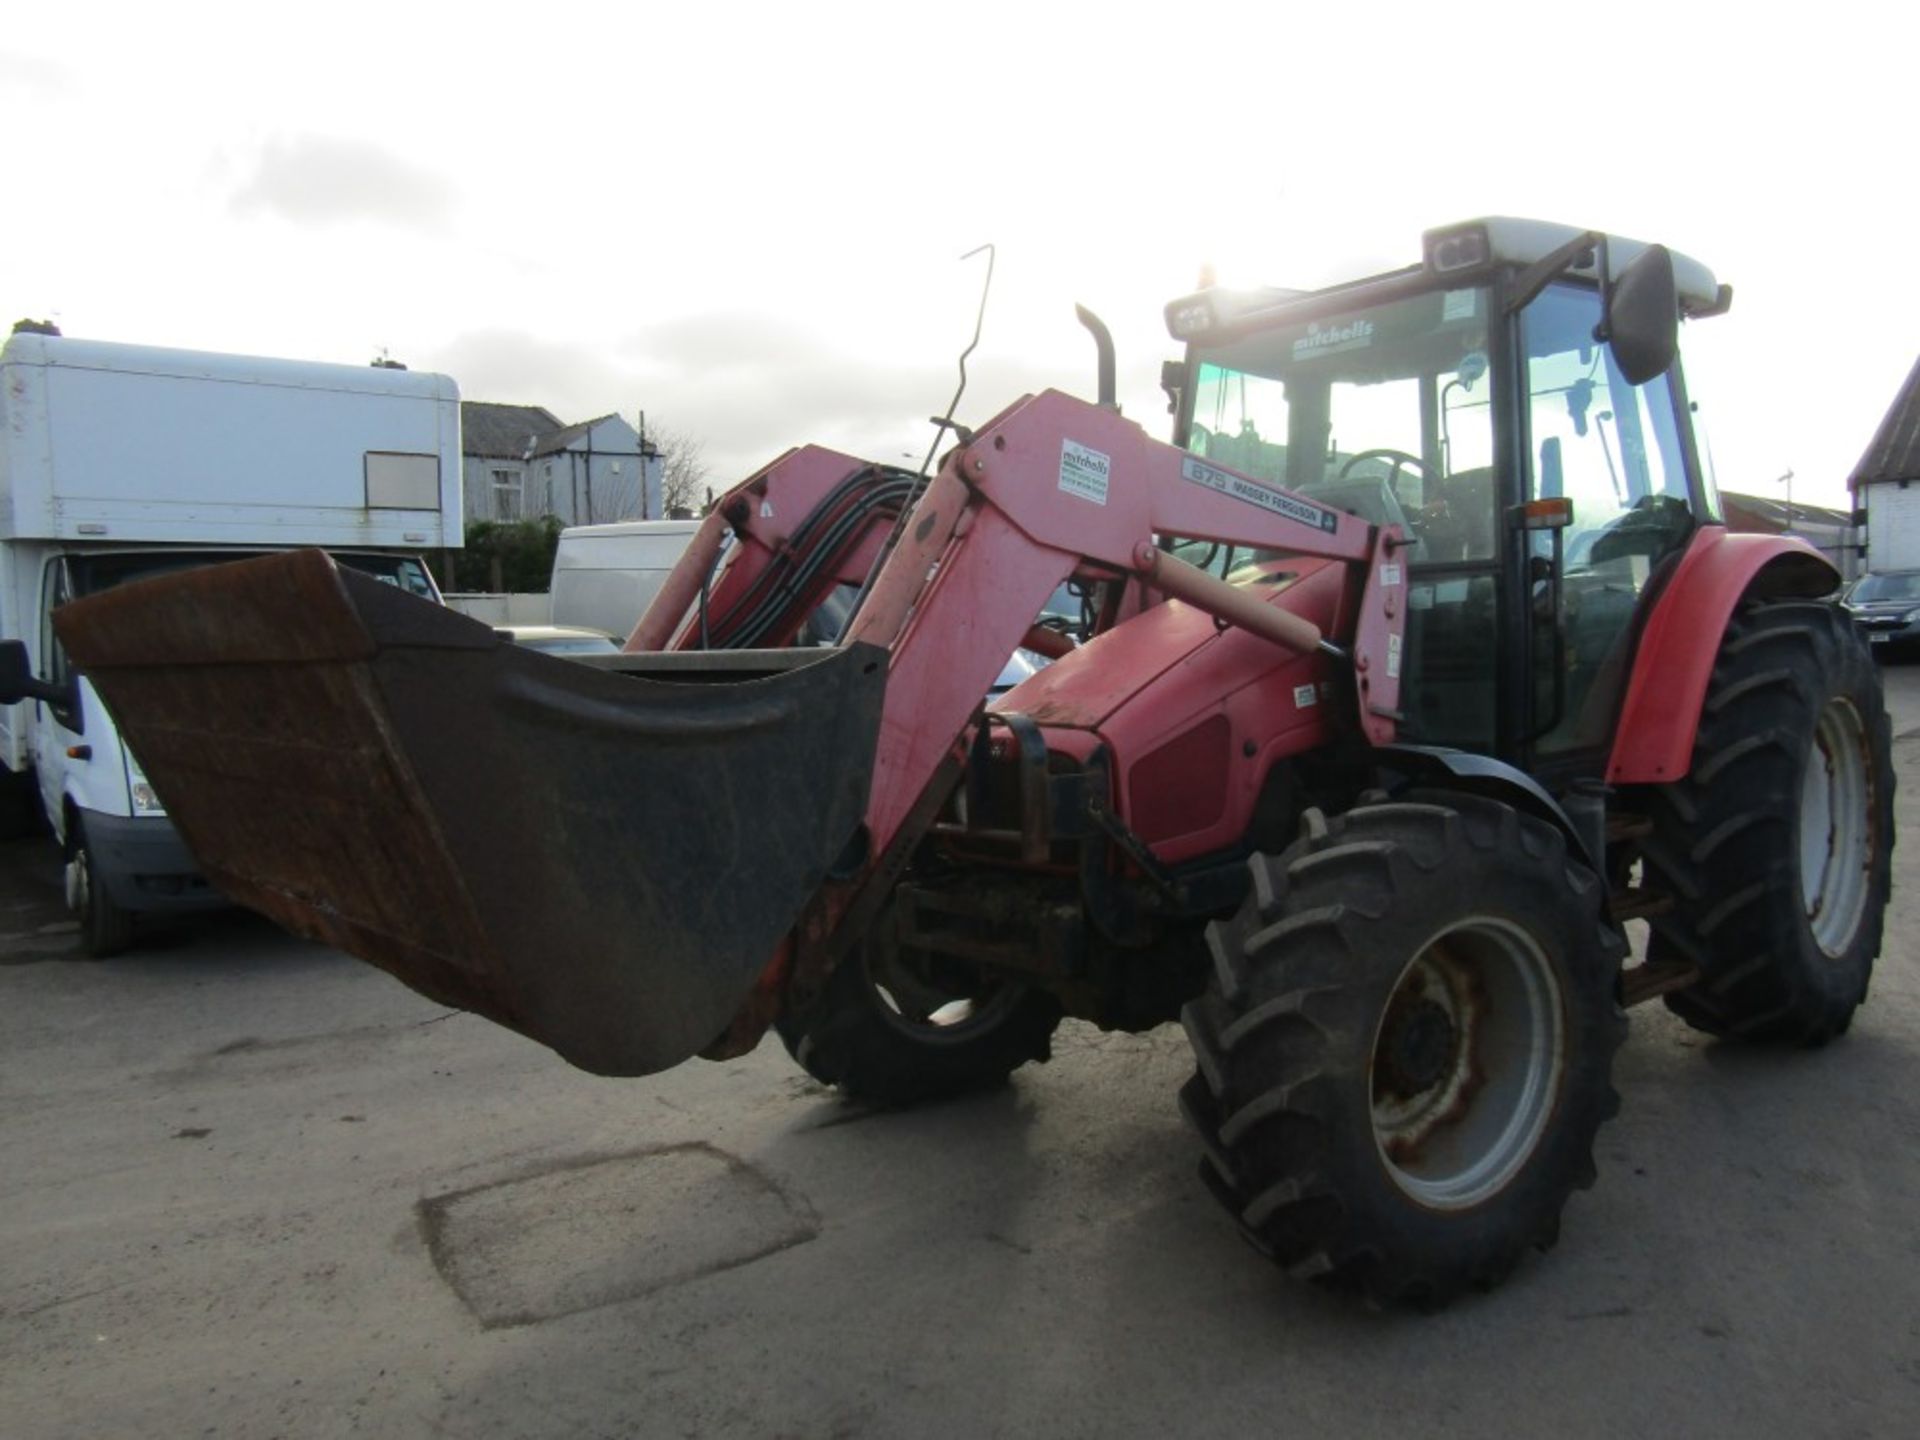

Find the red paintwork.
[
  {"left": 1000, "top": 559, "right": 1349, "bottom": 866},
  {"left": 646, "top": 445, "right": 898, "bottom": 651},
  {"left": 1606, "top": 526, "right": 1840, "bottom": 783},
  {"left": 1350, "top": 526, "right": 1407, "bottom": 746},
  {"left": 637, "top": 387, "right": 1406, "bottom": 888}
]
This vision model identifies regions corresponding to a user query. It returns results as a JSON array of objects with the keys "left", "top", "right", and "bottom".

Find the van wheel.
[{"left": 69, "top": 829, "right": 136, "bottom": 958}]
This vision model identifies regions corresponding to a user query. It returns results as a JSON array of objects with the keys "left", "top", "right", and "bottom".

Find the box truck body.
[{"left": 0, "top": 333, "right": 461, "bottom": 952}]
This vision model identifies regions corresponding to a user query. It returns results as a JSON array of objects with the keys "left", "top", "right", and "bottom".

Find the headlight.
[
  {"left": 1166, "top": 298, "right": 1215, "bottom": 339},
  {"left": 124, "top": 750, "right": 167, "bottom": 815},
  {"left": 1425, "top": 224, "right": 1490, "bottom": 274}
]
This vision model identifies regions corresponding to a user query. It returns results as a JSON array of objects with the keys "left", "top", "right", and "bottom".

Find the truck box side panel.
[{"left": 1, "top": 337, "right": 461, "bottom": 548}]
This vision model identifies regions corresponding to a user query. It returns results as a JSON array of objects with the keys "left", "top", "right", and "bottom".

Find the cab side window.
[
  {"left": 39, "top": 560, "right": 81, "bottom": 733},
  {"left": 1524, "top": 282, "right": 1694, "bottom": 753}
]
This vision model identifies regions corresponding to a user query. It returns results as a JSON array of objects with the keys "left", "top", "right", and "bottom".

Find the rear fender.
[{"left": 1605, "top": 528, "right": 1839, "bottom": 784}]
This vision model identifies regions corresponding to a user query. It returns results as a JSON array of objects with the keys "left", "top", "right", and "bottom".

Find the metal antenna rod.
[
  {"left": 835, "top": 244, "right": 996, "bottom": 642},
  {"left": 917, "top": 243, "right": 996, "bottom": 474}
]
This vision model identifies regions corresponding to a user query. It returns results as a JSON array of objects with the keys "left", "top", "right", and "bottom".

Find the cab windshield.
[{"left": 1187, "top": 286, "right": 1497, "bottom": 564}]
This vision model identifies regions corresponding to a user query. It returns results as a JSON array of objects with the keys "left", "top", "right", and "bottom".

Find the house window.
[{"left": 491, "top": 468, "right": 523, "bottom": 520}]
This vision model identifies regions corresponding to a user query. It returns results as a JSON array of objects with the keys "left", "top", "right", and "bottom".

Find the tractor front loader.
[{"left": 30, "top": 219, "right": 1893, "bottom": 1307}]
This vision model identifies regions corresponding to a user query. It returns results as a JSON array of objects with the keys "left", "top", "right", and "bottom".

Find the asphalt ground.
[{"left": 4, "top": 670, "right": 1919, "bottom": 1439}]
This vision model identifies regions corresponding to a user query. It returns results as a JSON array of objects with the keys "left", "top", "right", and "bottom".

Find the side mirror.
[
  {"left": 0, "top": 639, "right": 66, "bottom": 705},
  {"left": 1602, "top": 244, "right": 1679, "bottom": 387}
]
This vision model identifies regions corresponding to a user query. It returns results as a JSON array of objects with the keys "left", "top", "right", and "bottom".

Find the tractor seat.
[{"left": 1297, "top": 477, "right": 1426, "bottom": 561}]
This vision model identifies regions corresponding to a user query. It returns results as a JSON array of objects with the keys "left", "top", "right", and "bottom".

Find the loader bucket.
[{"left": 54, "top": 550, "right": 888, "bottom": 1076}]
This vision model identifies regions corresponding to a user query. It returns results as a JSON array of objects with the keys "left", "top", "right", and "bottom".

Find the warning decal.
[
  {"left": 1181, "top": 457, "right": 1339, "bottom": 533},
  {"left": 1060, "top": 440, "right": 1111, "bottom": 505}
]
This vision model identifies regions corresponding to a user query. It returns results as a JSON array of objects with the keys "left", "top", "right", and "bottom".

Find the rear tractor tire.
[
  {"left": 1643, "top": 601, "right": 1894, "bottom": 1045},
  {"left": 1181, "top": 792, "right": 1626, "bottom": 1307},
  {"left": 774, "top": 914, "right": 1062, "bottom": 1107}
]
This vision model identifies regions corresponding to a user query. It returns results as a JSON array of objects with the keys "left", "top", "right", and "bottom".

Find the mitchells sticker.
[
  {"left": 1059, "top": 439, "right": 1111, "bottom": 505},
  {"left": 1291, "top": 317, "right": 1375, "bottom": 361}
]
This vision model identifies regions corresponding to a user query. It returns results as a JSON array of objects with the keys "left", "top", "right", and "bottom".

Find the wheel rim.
[
  {"left": 1371, "top": 918, "right": 1566, "bottom": 1211},
  {"left": 865, "top": 942, "right": 1023, "bottom": 1048},
  {"left": 1801, "top": 697, "right": 1873, "bottom": 957},
  {"left": 69, "top": 846, "right": 93, "bottom": 918}
]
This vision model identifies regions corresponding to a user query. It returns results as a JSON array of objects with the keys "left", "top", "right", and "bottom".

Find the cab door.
[
  {"left": 33, "top": 557, "right": 83, "bottom": 836},
  {"left": 1518, "top": 282, "right": 1698, "bottom": 773}
]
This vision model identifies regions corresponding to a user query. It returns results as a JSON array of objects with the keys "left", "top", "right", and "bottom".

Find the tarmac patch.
[{"left": 418, "top": 1143, "right": 817, "bottom": 1329}]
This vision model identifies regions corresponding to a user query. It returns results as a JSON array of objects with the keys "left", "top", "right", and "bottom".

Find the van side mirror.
[
  {"left": 0, "top": 639, "right": 67, "bottom": 705},
  {"left": 1601, "top": 244, "right": 1679, "bottom": 387}
]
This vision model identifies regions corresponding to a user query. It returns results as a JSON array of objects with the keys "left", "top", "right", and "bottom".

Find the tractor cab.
[{"left": 1165, "top": 218, "right": 1731, "bottom": 782}]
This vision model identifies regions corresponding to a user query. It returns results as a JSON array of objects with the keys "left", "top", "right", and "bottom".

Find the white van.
[
  {"left": 0, "top": 333, "right": 462, "bottom": 955},
  {"left": 547, "top": 519, "right": 701, "bottom": 644}
]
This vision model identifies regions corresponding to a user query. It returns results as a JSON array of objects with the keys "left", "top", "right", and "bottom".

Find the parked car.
[
  {"left": 495, "top": 624, "right": 621, "bottom": 657},
  {"left": 1843, "top": 570, "right": 1920, "bottom": 656}
]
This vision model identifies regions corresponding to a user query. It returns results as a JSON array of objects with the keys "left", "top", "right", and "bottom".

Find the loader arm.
[
  {"left": 637, "top": 390, "right": 1407, "bottom": 1056},
  {"left": 50, "top": 389, "right": 1402, "bottom": 1077},
  {"left": 631, "top": 390, "right": 1406, "bottom": 867}
]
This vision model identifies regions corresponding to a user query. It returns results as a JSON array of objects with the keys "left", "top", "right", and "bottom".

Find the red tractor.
[{"left": 30, "top": 219, "right": 1892, "bottom": 1307}]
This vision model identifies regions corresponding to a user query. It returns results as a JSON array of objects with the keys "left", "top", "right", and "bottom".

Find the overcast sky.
[{"left": 4, "top": 2, "right": 1913, "bottom": 511}]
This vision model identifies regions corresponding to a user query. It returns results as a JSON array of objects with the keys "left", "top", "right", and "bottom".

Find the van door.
[{"left": 33, "top": 557, "right": 82, "bottom": 837}]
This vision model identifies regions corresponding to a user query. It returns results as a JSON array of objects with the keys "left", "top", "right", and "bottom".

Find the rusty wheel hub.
[{"left": 1370, "top": 919, "right": 1566, "bottom": 1211}]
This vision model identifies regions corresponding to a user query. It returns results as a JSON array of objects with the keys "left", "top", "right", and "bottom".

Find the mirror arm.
[
  {"left": 1589, "top": 234, "right": 1617, "bottom": 345},
  {"left": 0, "top": 675, "right": 70, "bottom": 706},
  {"left": 1503, "top": 230, "right": 1603, "bottom": 316}
]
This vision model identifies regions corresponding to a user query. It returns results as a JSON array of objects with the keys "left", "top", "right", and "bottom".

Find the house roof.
[
  {"left": 1850, "top": 356, "right": 1920, "bottom": 488},
  {"left": 528, "top": 413, "right": 658, "bottom": 459},
  {"left": 461, "top": 401, "right": 564, "bottom": 459},
  {"left": 1722, "top": 490, "right": 1853, "bottom": 533}
]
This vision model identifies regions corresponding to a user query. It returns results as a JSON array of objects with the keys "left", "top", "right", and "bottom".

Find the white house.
[
  {"left": 1849, "top": 357, "right": 1920, "bottom": 574},
  {"left": 461, "top": 402, "right": 663, "bottom": 526}
]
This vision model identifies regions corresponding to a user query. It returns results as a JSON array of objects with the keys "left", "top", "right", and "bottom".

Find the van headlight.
[{"left": 124, "top": 751, "right": 167, "bottom": 815}]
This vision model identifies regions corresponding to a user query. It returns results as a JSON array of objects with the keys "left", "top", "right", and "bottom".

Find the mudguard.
[
  {"left": 1375, "top": 743, "right": 1599, "bottom": 869},
  {"left": 54, "top": 550, "right": 888, "bottom": 1076},
  {"left": 1606, "top": 528, "right": 1838, "bottom": 784}
]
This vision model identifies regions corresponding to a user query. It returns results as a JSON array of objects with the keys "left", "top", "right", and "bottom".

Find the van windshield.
[{"left": 70, "top": 551, "right": 439, "bottom": 599}]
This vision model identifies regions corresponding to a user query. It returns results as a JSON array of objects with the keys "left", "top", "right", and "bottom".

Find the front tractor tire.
[
  {"left": 1181, "top": 793, "right": 1626, "bottom": 1308},
  {"left": 1643, "top": 601, "right": 1894, "bottom": 1045},
  {"left": 774, "top": 918, "right": 1062, "bottom": 1107}
]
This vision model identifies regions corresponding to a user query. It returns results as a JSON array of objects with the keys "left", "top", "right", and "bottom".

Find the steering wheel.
[{"left": 1338, "top": 448, "right": 1440, "bottom": 497}]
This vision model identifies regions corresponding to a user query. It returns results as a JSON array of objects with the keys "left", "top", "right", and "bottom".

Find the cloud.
[
  {"left": 425, "top": 329, "right": 633, "bottom": 410},
  {"left": 421, "top": 314, "right": 1090, "bottom": 493},
  {"left": 230, "top": 135, "right": 453, "bottom": 231},
  {"left": 0, "top": 50, "right": 71, "bottom": 96}
]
